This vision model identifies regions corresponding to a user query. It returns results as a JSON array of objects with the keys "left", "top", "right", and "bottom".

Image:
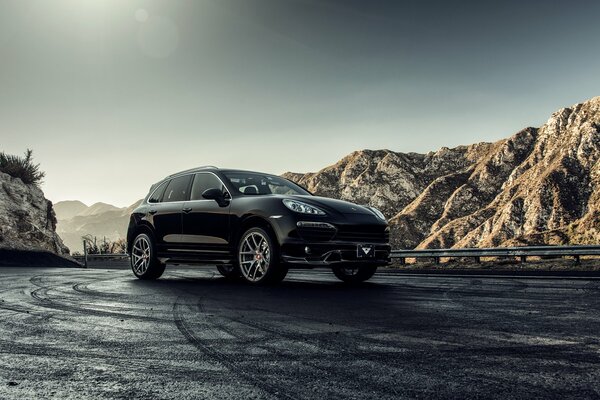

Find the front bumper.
[{"left": 280, "top": 241, "right": 391, "bottom": 268}]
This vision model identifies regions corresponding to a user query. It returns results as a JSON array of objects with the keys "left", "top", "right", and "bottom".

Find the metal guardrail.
[
  {"left": 390, "top": 245, "right": 600, "bottom": 264},
  {"left": 72, "top": 245, "right": 600, "bottom": 267},
  {"left": 73, "top": 253, "right": 129, "bottom": 268}
]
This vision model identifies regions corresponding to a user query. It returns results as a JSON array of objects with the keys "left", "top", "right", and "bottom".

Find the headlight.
[
  {"left": 283, "top": 199, "right": 326, "bottom": 215},
  {"left": 367, "top": 206, "right": 386, "bottom": 221}
]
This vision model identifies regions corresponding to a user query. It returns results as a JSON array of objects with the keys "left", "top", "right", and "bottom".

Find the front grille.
[
  {"left": 297, "top": 227, "right": 336, "bottom": 242},
  {"left": 334, "top": 226, "right": 389, "bottom": 243}
]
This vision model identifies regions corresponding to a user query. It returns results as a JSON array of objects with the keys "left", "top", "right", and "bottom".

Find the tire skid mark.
[
  {"left": 72, "top": 281, "right": 152, "bottom": 300},
  {"left": 173, "top": 296, "right": 298, "bottom": 400},
  {"left": 29, "top": 273, "right": 95, "bottom": 288},
  {"left": 197, "top": 300, "right": 401, "bottom": 397},
  {"left": 28, "top": 278, "right": 170, "bottom": 323},
  {"left": 0, "top": 340, "right": 226, "bottom": 377},
  {"left": 0, "top": 285, "right": 52, "bottom": 318}
]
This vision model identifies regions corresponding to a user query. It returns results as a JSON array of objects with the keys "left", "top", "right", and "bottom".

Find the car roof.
[
  {"left": 164, "top": 167, "right": 283, "bottom": 181},
  {"left": 165, "top": 166, "right": 219, "bottom": 179},
  {"left": 218, "top": 168, "right": 279, "bottom": 176}
]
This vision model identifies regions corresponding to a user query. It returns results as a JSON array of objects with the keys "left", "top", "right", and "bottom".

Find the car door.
[
  {"left": 181, "top": 172, "right": 231, "bottom": 259},
  {"left": 148, "top": 174, "right": 192, "bottom": 254}
]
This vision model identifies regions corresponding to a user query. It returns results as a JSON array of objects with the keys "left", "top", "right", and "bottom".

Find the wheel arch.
[
  {"left": 234, "top": 215, "right": 280, "bottom": 249},
  {"left": 127, "top": 223, "right": 156, "bottom": 254}
]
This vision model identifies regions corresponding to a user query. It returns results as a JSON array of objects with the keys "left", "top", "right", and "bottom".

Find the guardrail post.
[
  {"left": 475, "top": 256, "right": 481, "bottom": 264},
  {"left": 574, "top": 255, "right": 580, "bottom": 264},
  {"left": 83, "top": 240, "right": 88, "bottom": 268},
  {"left": 399, "top": 257, "right": 405, "bottom": 265},
  {"left": 434, "top": 257, "right": 440, "bottom": 265},
  {"left": 520, "top": 255, "right": 527, "bottom": 263}
]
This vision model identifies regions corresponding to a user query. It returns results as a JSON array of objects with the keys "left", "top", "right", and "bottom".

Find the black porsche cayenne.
[{"left": 126, "top": 166, "right": 391, "bottom": 284}]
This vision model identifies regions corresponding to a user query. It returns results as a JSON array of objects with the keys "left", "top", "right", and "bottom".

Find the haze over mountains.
[
  {"left": 55, "top": 200, "right": 141, "bottom": 253},
  {"left": 55, "top": 97, "right": 600, "bottom": 253}
]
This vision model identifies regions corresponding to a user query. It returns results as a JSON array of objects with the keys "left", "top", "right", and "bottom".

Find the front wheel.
[
  {"left": 332, "top": 265, "right": 377, "bottom": 283},
  {"left": 216, "top": 264, "right": 241, "bottom": 279},
  {"left": 130, "top": 233, "right": 165, "bottom": 280},
  {"left": 238, "top": 227, "right": 287, "bottom": 285}
]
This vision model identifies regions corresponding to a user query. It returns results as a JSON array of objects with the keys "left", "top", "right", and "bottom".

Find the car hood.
[{"left": 294, "top": 196, "right": 374, "bottom": 215}]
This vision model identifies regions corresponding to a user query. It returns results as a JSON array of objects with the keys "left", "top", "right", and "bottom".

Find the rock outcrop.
[
  {"left": 0, "top": 171, "right": 69, "bottom": 254},
  {"left": 284, "top": 96, "right": 600, "bottom": 249}
]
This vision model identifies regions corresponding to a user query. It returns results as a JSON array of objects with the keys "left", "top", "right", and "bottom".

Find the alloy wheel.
[
  {"left": 239, "top": 231, "right": 271, "bottom": 282},
  {"left": 132, "top": 236, "right": 151, "bottom": 275}
]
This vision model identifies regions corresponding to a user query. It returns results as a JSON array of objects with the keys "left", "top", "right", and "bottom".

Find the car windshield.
[{"left": 222, "top": 172, "right": 310, "bottom": 196}]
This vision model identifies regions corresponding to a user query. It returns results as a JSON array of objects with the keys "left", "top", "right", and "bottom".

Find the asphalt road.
[{"left": 1, "top": 267, "right": 600, "bottom": 399}]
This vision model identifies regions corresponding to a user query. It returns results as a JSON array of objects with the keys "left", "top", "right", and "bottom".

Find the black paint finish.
[{"left": 127, "top": 167, "right": 391, "bottom": 269}]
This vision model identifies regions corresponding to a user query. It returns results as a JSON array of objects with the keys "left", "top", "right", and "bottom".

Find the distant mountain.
[
  {"left": 55, "top": 200, "right": 141, "bottom": 253},
  {"left": 284, "top": 96, "right": 600, "bottom": 249},
  {"left": 53, "top": 200, "right": 88, "bottom": 220},
  {"left": 77, "top": 202, "right": 121, "bottom": 217},
  {"left": 57, "top": 96, "right": 600, "bottom": 253}
]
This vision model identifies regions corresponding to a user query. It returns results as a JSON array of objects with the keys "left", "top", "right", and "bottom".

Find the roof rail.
[{"left": 166, "top": 165, "right": 219, "bottom": 178}]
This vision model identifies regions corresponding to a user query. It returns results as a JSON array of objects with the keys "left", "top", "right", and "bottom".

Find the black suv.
[{"left": 127, "top": 167, "right": 390, "bottom": 284}]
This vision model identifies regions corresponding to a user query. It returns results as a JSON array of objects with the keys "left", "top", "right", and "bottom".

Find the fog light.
[{"left": 305, "top": 246, "right": 311, "bottom": 255}]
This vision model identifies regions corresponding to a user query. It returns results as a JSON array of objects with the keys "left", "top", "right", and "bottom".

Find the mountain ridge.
[
  {"left": 284, "top": 96, "right": 600, "bottom": 249},
  {"left": 55, "top": 96, "right": 600, "bottom": 252}
]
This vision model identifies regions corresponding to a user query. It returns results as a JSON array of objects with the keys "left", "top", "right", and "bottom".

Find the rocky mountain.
[
  {"left": 56, "top": 200, "right": 141, "bottom": 253},
  {"left": 0, "top": 171, "right": 69, "bottom": 254},
  {"left": 284, "top": 96, "right": 600, "bottom": 249}
]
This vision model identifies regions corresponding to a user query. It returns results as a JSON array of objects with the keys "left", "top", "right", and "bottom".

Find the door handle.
[
  {"left": 148, "top": 209, "right": 157, "bottom": 215},
  {"left": 182, "top": 207, "right": 192, "bottom": 213}
]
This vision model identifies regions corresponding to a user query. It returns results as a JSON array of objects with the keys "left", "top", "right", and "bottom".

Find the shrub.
[
  {"left": 82, "top": 235, "right": 127, "bottom": 254},
  {"left": 0, "top": 149, "right": 45, "bottom": 185}
]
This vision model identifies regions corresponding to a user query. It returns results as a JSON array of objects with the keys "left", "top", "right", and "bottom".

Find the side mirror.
[{"left": 202, "top": 188, "right": 229, "bottom": 207}]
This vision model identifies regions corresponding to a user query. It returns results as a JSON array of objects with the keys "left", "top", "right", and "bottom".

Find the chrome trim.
[
  {"left": 297, "top": 221, "right": 336, "bottom": 229},
  {"left": 189, "top": 171, "right": 232, "bottom": 201},
  {"left": 145, "top": 171, "right": 231, "bottom": 205},
  {"left": 146, "top": 180, "right": 169, "bottom": 204},
  {"left": 167, "top": 248, "right": 230, "bottom": 253},
  {"left": 167, "top": 166, "right": 219, "bottom": 178}
]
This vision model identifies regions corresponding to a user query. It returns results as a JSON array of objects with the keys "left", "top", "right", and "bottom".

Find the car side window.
[
  {"left": 148, "top": 181, "right": 168, "bottom": 203},
  {"left": 162, "top": 175, "right": 192, "bottom": 202},
  {"left": 190, "top": 173, "right": 225, "bottom": 200}
]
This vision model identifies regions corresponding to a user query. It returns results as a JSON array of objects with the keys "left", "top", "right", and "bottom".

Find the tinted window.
[
  {"left": 162, "top": 175, "right": 192, "bottom": 202},
  {"left": 148, "top": 181, "right": 168, "bottom": 203},
  {"left": 223, "top": 172, "right": 311, "bottom": 196},
  {"left": 190, "top": 173, "right": 225, "bottom": 200}
]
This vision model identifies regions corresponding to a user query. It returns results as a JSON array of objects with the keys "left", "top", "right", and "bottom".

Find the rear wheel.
[
  {"left": 332, "top": 265, "right": 377, "bottom": 283},
  {"left": 130, "top": 233, "right": 165, "bottom": 280},
  {"left": 238, "top": 227, "right": 287, "bottom": 285}
]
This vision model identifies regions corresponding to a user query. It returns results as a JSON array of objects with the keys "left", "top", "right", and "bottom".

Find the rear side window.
[
  {"left": 162, "top": 175, "right": 192, "bottom": 202},
  {"left": 190, "top": 173, "right": 225, "bottom": 200},
  {"left": 148, "top": 181, "right": 168, "bottom": 203}
]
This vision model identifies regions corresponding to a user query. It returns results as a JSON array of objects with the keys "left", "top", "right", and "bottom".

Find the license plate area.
[{"left": 357, "top": 244, "right": 375, "bottom": 258}]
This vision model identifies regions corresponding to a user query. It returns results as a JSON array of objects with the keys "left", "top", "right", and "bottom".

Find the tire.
[
  {"left": 237, "top": 227, "right": 288, "bottom": 285},
  {"left": 216, "top": 264, "right": 241, "bottom": 279},
  {"left": 332, "top": 265, "right": 377, "bottom": 283},
  {"left": 130, "top": 233, "right": 166, "bottom": 280}
]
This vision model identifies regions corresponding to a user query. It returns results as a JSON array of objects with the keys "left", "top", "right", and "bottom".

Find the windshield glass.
[{"left": 222, "top": 172, "right": 310, "bottom": 196}]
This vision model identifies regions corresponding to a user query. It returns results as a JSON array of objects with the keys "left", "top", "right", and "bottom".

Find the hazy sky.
[{"left": 2, "top": 0, "right": 600, "bottom": 207}]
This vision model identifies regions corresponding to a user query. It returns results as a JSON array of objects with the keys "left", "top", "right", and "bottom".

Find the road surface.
[{"left": 0, "top": 266, "right": 599, "bottom": 399}]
